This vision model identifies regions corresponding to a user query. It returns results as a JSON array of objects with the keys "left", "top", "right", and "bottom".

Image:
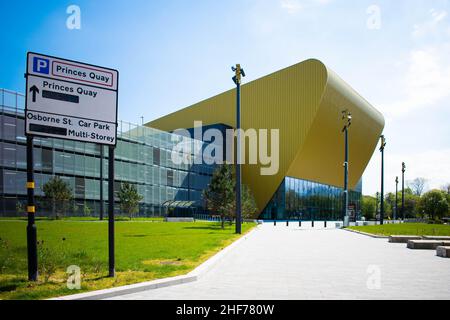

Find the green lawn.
[
  {"left": 0, "top": 219, "right": 255, "bottom": 300},
  {"left": 348, "top": 223, "right": 450, "bottom": 236},
  {"left": 0, "top": 216, "right": 165, "bottom": 222}
]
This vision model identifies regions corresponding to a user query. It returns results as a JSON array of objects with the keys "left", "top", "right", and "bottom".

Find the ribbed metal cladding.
[{"left": 149, "top": 59, "right": 384, "bottom": 214}]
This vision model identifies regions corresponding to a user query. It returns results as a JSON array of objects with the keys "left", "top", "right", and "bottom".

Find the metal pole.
[
  {"left": 375, "top": 192, "right": 379, "bottom": 224},
  {"left": 343, "top": 127, "right": 349, "bottom": 226},
  {"left": 108, "top": 147, "right": 115, "bottom": 277},
  {"left": 26, "top": 136, "right": 38, "bottom": 281},
  {"left": 232, "top": 65, "right": 244, "bottom": 235},
  {"left": 100, "top": 146, "right": 104, "bottom": 220},
  {"left": 401, "top": 162, "right": 405, "bottom": 221},
  {"left": 395, "top": 177, "right": 398, "bottom": 221},
  {"left": 380, "top": 149, "right": 384, "bottom": 225},
  {"left": 380, "top": 136, "right": 385, "bottom": 225},
  {"left": 236, "top": 79, "right": 242, "bottom": 234}
]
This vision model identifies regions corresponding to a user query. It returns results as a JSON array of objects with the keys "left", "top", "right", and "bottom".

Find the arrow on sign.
[{"left": 29, "top": 85, "right": 39, "bottom": 102}]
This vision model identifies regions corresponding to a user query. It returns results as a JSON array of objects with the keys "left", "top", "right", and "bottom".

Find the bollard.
[
  {"left": 299, "top": 220, "right": 302, "bottom": 227},
  {"left": 286, "top": 221, "right": 289, "bottom": 227},
  {"left": 324, "top": 220, "right": 327, "bottom": 228},
  {"left": 274, "top": 220, "right": 276, "bottom": 226},
  {"left": 312, "top": 220, "right": 314, "bottom": 228}
]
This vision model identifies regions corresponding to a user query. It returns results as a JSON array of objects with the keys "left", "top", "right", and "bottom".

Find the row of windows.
[
  {"left": 1, "top": 115, "right": 215, "bottom": 175},
  {"left": 1, "top": 103, "right": 215, "bottom": 215},
  {"left": 0, "top": 197, "right": 207, "bottom": 218},
  {"left": 0, "top": 169, "right": 204, "bottom": 204},
  {"left": 260, "top": 177, "right": 362, "bottom": 221}
]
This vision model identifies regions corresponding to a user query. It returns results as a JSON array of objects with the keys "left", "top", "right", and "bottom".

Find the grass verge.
[
  {"left": 0, "top": 219, "right": 255, "bottom": 300},
  {"left": 348, "top": 223, "right": 450, "bottom": 237}
]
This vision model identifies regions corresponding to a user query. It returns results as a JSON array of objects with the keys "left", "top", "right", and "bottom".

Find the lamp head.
[
  {"left": 380, "top": 135, "right": 386, "bottom": 150},
  {"left": 232, "top": 64, "right": 245, "bottom": 84}
]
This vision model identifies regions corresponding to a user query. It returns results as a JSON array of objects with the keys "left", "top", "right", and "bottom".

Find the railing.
[{"left": 193, "top": 214, "right": 222, "bottom": 222}]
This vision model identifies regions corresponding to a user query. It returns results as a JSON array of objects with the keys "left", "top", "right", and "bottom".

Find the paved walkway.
[{"left": 108, "top": 223, "right": 450, "bottom": 300}]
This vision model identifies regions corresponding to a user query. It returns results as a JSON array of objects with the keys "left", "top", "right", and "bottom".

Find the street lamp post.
[
  {"left": 401, "top": 162, "right": 406, "bottom": 221},
  {"left": 341, "top": 110, "right": 352, "bottom": 227},
  {"left": 232, "top": 64, "right": 245, "bottom": 235},
  {"left": 395, "top": 176, "right": 399, "bottom": 221},
  {"left": 375, "top": 191, "right": 379, "bottom": 225},
  {"left": 379, "top": 135, "right": 386, "bottom": 225}
]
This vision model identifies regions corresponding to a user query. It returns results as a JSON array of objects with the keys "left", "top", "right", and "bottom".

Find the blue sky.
[{"left": 1, "top": 0, "right": 449, "bottom": 195}]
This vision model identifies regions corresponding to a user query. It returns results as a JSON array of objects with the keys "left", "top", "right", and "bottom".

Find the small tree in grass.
[
  {"left": 203, "top": 164, "right": 234, "bottom": 229},
  {"left": 118, "top": 182, "right": 143, "bottom": 220},
  {"left": 203, "top": 164, "right": 258, "bottom": 228},
  {"left": 43, "top": 176, "right": 73, "bottom": 219},
  {"left": 229, "top": 184, "right": 259, "bottom": 223}
]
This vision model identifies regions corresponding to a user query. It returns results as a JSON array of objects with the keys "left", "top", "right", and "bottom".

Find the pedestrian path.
[{"left": 108, "top": 223, "right": 450, "bottom": 300}]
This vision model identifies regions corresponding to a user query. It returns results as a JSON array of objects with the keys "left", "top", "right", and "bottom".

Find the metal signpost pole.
[
  {"left": 100, "top": 146, "right": 104, "bottom": 220},
  {"left": 26, "top": 135, "right": 38, "bottom": 281},
  {"left": 108, "top": 147, "right": 115, "bottom": 277}
]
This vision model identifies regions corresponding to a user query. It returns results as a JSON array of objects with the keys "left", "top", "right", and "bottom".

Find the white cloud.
[
  {"left": 379, "top": 44, "right": 450, "bottom": 117},
  {"left": 412, "top": 9, "right": 448, "bottom": 38},
  {"left": 280, "top": 0, "right": 303, "bottom": 14},
  {"left": 280, "top": 0, "right": 331, "bottom": 15},
  {"left": 377, "top": 9, "right": 450, "bottom": 117},
  {"left": 363, "top": 148, "right": 450, "bottom": 195},
  {"left": 362, "top": 7, "right": 450, "bottom": 196}
]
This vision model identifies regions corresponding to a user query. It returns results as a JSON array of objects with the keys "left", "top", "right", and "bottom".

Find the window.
[
  {"left": 153, "top": 148, "right": 160, "bottom": 165},
  {"left": 2, "top": 143, "right": 16, "bottom": 168},
  {"left": 3, "top": 116, "right": 17, "bottom": 141},
  {"left": 167, "top": 170, "right": 174, "bottom": 186},
  {"left": 75, "top": 177, "right": 85, "bottom": 198},
  {"left": 41, "top": 149, "right": 53, "bottom": 172}
]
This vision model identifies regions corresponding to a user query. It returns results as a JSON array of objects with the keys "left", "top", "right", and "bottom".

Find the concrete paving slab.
[{"left": 106, "top": 223, "right": 450, "bottom": 300}]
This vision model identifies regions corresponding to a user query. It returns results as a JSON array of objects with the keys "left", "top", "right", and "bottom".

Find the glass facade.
[
  {"left": 260, "top": 177, "right": 362, "bottom": 221},
  {"left": 0, "top": 89, "right": 216, "bottom": 217}
]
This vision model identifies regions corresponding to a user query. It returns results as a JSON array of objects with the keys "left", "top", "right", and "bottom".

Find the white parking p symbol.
[
  {"left": 33, "top": 57, "right": 50, "bottom": 74},
  {"left": 37, "top": 60, "right": 47, "bottom": 72}
]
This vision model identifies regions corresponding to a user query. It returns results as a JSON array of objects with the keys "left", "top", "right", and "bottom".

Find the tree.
[
  {"left": 242, "top": 185, "right": 258, "bottom": 219},
  {"left": 203, "top": 164, "right": 235, "bottom": 229},
  {"left": 229, "top": 184, "right": 259, "bottom": 221},
  {"left": 118, "top": 183, "right": 143, "bottom": 220},
  {"left": 361, "top": 195, "right": 376, "bottom": 220},
  {"left": 384, "top": 192, "right": 395, "bottom": 219},
  {"left": 42, "top": 176, "right": 73, "bottom": 219},
  {"left": 408, "top": 177, "right": 427, "bottom": 196},
  {"left": 441, "top": 184, "right": 450, "bottom": 195},
  {"left": 203, "top": 164, "right": 258, "bottom": 228},
  {"left": 402, "top": 188, "right": 421, "bottom": 218},
  {"left": 417, "top": 189, "right": 449, "bottom": 221}
]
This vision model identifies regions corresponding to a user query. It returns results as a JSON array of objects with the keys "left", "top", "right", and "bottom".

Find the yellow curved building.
[{"left": 148, "top": 59, "right": 384, "bottom": 219}]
